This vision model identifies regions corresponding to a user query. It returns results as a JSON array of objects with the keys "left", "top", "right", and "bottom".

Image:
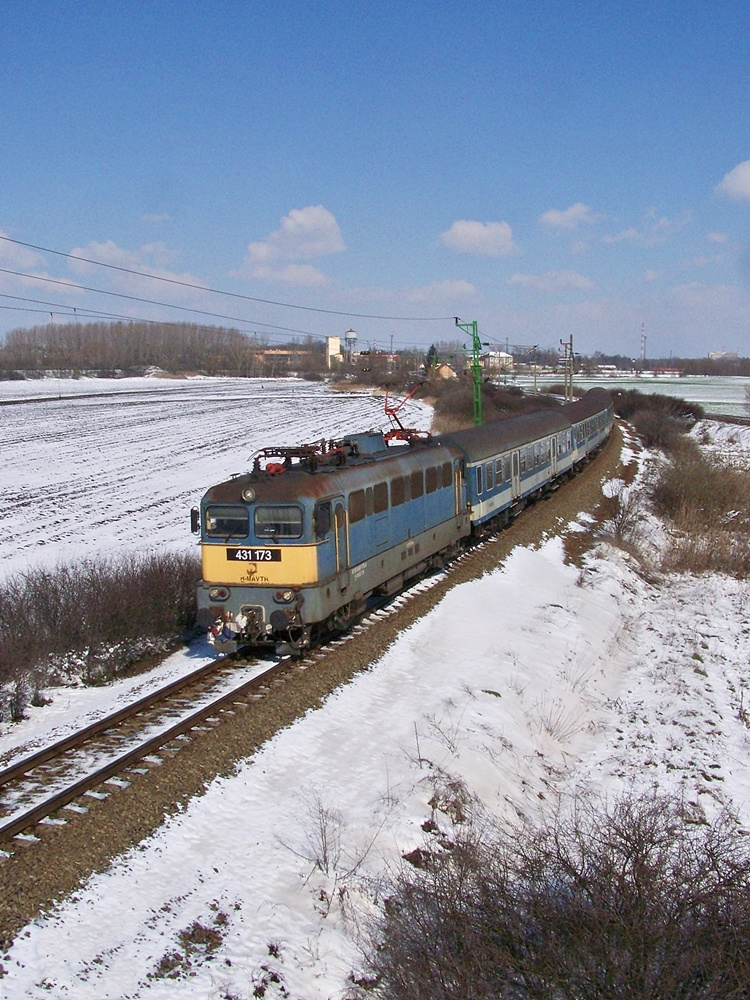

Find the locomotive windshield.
[
  {"left": 254, "top": 504, "right": 303, "bottom": 539},
  {"left": 205, "top": 505, "right": 250, "bottom": 538}
]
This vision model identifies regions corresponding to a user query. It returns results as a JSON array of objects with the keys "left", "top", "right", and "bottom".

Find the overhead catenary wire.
[
  {"left": 0, "top": 235, "right": 455, "bottom": 323},
  {"left": 0, "top": 289, "right": 327, "bottom": 342}
]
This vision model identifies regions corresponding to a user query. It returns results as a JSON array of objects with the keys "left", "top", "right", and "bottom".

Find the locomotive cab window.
[
  {"left": 254, "top": 504, "right": 303, "bottom": 539},
  {"left": 205, "top": 505, "right": 250, "bottom": 538}
]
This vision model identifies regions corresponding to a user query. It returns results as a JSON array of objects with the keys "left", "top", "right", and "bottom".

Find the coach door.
[
  {"left": 511, "top": 451, "right": 521, "bottom": 499},
  {"left": 551, "top": 436, "right": 558, "bottom": 477}
]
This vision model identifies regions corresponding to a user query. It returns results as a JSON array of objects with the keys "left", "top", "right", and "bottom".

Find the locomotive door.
[
  {"left": 511, "top": 451, "right": 521, "bottom": 499},
  {"left": 333, "top": 499, "right": 350, "bottom": 590}
]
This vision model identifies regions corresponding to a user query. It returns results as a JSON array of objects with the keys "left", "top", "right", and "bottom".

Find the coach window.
[
  {"left": 476, "top": 465, "right": 484, "bottom": 494},
  {"left": 254, "top": 504, "right": 303, "bottom": 539},
  {"left": 486, "top": 461, "right": 494, "bottom": 490},
  {"left": 205, "top": 505, "right": 250, "bottom": 538},
  {"left": 349, "top": 489, "right": 366, "bottom": 524},
  {"left": 374, "top": 481, "right": 388, "bottom": 513},
  {"left": 503, "top": 455, "right": 511, "bottom": 482}
]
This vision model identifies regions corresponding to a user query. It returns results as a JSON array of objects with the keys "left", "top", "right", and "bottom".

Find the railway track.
[
  {"left": 0, "top": 654, "right": 286, "bottom": 844},
  {"left": 0, "top": 569, "right": 452, "bottom": 848}
]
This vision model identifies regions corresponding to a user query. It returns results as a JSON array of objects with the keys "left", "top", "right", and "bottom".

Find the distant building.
[
  {"left": 434, "top": 362, "right": 458, "bottom": 379},
  {"left": 480, "top": 350, "right": 514, "bottom": 372},
  {"left": 261, "top": 348, "right": 311, "bottom": 369},
  {"left": 325, "top": 336, "right": 342, "bottom": 368},
  {"left": 709, "top": 351, "right": 739, "bottom": 362}
]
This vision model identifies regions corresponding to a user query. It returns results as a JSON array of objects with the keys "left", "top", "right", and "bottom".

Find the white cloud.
[
  {"left": 245, "top": 206, "right": 345, "bottom": 264},
  {"left": 68, "top": 240, "right": 179, "bottom": 274},
  {"left": 539, "top": 202, "right": 597, "bottom": 229},
  {"left": 715, "top": 160, "right": 750, "bottom": 201},
  {"left": 602, "top": 210, "right": 690, "bottom": 247},
  {"left": 142, "top": 212, "right": 170, "bottom": 224},
  {"left": 66, "top": 240, "right": 207, "bottom": 302},
  {"left": 707, "top": 231, "right": 728, "bottom": 244},
  {"left": 238, "top": 205, "right": 345, "bottom": 285},
  {"left": 507, "top": 270, "right": 594, "bottom": 292},
  {"left": 0, "top": 231, "right": 47, "bottom": 269},
  {"left": 440, "top": 219, "right": 518, "bottom": 257},
  {"left": 247, "top": 262, "right": 330, "bottom": 287},
  {"left": 405, "top": 279, "right": 476, "bottom": 304},
  {"left": 642, "top": 269, "right": 661, "bottom": 283}
]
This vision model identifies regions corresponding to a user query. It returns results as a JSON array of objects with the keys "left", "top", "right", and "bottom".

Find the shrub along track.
[{"left": 0, "top": 426, "right": 623, "bottom": 951}]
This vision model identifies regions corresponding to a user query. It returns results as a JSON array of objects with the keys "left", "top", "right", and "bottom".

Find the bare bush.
[
  {"left": 649, "top": 450, "right": 750, "bottom": 577},
  {"left": 360, "top": 792, "right": 750, "bottom": 1000},
  {"left": 0, "top": 550, "right": 201, "bottom": 696},
  {"left": 601, "top": 480, "right": 645, "bottom": 544}
]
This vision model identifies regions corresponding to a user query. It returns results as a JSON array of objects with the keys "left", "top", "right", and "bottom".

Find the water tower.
[{"left": 344, "top": 328, "right": 357, "bottom": 363}]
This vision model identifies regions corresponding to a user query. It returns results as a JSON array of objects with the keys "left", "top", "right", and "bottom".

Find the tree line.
[
  {"left": 0, "top": 320, "right": 321, "bottom": 377},
  {"left": 2, "top": 320, "right": 748, "bottom": 380}
]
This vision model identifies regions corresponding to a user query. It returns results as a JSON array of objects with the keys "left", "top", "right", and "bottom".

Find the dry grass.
[{"left": 650, "top": 448, "right": 750, "bottom": 577}]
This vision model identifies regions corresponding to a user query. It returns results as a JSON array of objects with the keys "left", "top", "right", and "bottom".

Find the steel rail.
[
  {"left": 0, "top": 656, "right": 237, "bottom": 788},
  {"left": 0, "top": 659, "right": 289, "bottom": 842}
]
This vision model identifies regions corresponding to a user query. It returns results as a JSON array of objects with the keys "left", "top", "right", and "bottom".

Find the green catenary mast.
[{"left": 455, "top": 317, "right": 487, "bottom": 427}]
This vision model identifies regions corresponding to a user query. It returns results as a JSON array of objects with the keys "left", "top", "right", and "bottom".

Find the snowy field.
[
  {"left": 0, "top": 376, "right": 431, "bottom": 581},
  {"left": 2, "top": 379, "right": 750, "bottom": 999}
]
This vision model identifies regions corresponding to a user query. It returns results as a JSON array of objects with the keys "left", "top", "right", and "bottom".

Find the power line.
[
  {"left": 0, "top": 292, "right": 291, "bottom": 339},
  {"left": 0, "top": 271, "right": 330, "bottom": 340},
  {"left": 0, "top": 235, "right": 455, "bottom": 323}
]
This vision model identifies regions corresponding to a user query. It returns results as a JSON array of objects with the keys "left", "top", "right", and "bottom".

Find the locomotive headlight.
[
  {"left": 274, "top": 589, "right": 295, "bottom": 603},
  {"left": 241, "top": 486, "right": 256, "bottom": 502},
  {"left": 209, "top": 587, "right": 230, "bottom": 601}
]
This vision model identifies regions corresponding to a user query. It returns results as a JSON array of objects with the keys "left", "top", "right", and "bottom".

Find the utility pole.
[
  {"left": 455, "top": 318, "right": 488, "bottom": 426},
  {"left": 559, "top": 336, "right": 574, "bottom": 401}
]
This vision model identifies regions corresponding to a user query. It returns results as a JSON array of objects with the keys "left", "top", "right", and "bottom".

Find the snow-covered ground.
[
  {"left": 2, "top": 381, "right": 750, "bottom": 999},
  {"left": 0, "top": 376, "right": 431, "bottom": 580}
]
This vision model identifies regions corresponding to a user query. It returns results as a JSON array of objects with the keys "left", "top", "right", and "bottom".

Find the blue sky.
[{"left": 1, "top": 0, "right": 749, "bottom": 359}]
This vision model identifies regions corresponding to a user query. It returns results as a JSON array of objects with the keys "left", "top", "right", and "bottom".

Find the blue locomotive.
[{"left": 193, "top": 388, "right": 614, "bottom": 655}]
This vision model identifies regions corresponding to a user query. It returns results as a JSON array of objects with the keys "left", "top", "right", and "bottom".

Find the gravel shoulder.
[{"left": 0, "top": 427, "right": 623, "bottom": 949}]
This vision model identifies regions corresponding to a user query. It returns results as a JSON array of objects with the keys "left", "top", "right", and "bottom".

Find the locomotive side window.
[
  {"left": 314, "top": 502, "right": 331, "bottom": 538},
  {"left": 205, "top": 505, "right": 250, "bottom": 538},
  {"left": 349, "top": 490, "right": 366, "bottom": 523},
  {"left": 426, "top": 466, "right": 437, "bottom": 494},
  {"left": 374, "top": 481, "right": 388, "bottom": 512},
  {"left": 365, "top": 487, "right": 375, "bottom": 517},
  {"left": 411, "top": 470, "right": 424, "bottom": 499},
  {"left": 254, "top": 504, "right": 303, "bottom": 538},
  {"left": 441, "top": 462, "right": 453, "bottom": 488},
  {"left": 391, "top": 476, "right": 405, "bottom": 506}
]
